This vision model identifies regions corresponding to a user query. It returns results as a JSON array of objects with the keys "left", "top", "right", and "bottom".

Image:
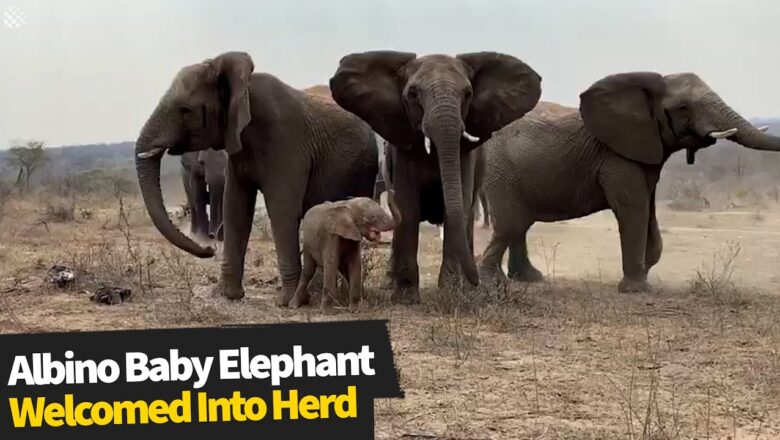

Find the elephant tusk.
[
  {"left": 462, "top": 131, "right": 480, "bottom": 142},
  {"left": 709, "top": 128, "right": 738, "bottom": 139},
  {"left": 136, "top": 147, "right": 166, "bottom": 159},
  {"left": 438, "top": 226, "right": 444, "bottom": 241},
  {"left": 424, "top": 136, "right": 431, "bottom": 154},
  {"left": 757, "top": 125, "right": 770, "bottom": 132}
]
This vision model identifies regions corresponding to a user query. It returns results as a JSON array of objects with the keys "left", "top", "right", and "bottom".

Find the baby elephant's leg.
[
  {"left": 347, "top": 247, "right": 363, "bottom": 312},
  {"left": 320, "top": 239, "right": 340, "bottom": 310},
  {"left": 289, "top": 253, "right": 317, "bottom": 308}
]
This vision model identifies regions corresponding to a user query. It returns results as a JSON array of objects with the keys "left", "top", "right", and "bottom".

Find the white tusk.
[
  {"left": 462, "top": 131, "right": 480, "bottom": 142},
  {"left": 424, "top": 136, "right": 431, "bottom": 154},
  {"left": 136, "top": 147, "right": 165, "bottom": 159},
  {"left": 709, "top": 128, "right": 738, "bottom": 139},
  {"left": 757, "top": 125, "right": 770, "bottom": 132},
  {"left": 438, "top": 226, "right": 444, "bottom": 241}
]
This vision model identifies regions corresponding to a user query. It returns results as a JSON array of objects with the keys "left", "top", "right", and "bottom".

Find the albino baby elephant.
[{"left": 290, "top": 193, "right": 400, "bottom": 310}]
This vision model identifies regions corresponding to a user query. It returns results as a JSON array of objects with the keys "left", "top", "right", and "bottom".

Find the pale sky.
[{"left": 1, "top": 0, "right": 779, "bottom": 147}]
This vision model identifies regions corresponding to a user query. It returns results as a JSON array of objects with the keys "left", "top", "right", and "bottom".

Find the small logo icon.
[{"left": 3, "top": 5, "right": 25, "bottom": 29}]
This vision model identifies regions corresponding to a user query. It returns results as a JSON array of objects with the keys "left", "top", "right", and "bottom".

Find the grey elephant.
[
  {"left": 180, "top": 149, "right": 227, "bottom": 241},
  {"left": 134, "top": 52, "right": 378, "bottom": 304},
  {"left": 330, "top": 51, "right": 541, "bottom": 303},
  {"left": 480, "top": 73, "right": 780, "bottom": 292}
]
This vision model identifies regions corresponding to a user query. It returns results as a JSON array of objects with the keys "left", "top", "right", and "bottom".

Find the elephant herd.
[{"left": 135, "top": 50, "right": 780, "bottom": 308}]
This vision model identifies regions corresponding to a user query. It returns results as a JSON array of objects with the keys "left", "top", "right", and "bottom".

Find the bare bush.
[
  {"left": 688, "top": 241, "right": 748, "bottom": 307},
  {"left": 427, "top": 309, "right": 481, "bottom": 367},
  {"left": 668, "top": 179, "right": 710, "bottom": 211},
  {"left": 360, "top": 242, "right": 388, "bottom": 305},
  {"left": 728, "top": 187, "right": 765, "bottom": 210},
  {"left": 44, "top": 199, "right": 76, "bottom": 223},
  {"left": 0, "top": 182, "right": 11, "bottom": 223}
]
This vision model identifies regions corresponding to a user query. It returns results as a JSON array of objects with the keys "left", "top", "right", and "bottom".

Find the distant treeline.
[
  {"left": 2, "top": 117, "right": 779, "bottom": 197},
  {"left": 0, "top": 142, "right": 181, "bottom": 183}
]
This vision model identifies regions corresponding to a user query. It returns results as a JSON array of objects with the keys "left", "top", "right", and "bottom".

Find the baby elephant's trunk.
[{"left": 386, "top": 190, "right": 402, "bottom": 227}]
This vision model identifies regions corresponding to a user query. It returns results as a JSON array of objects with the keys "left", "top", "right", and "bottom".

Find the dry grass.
[{"left": 2, "top": 191, "right": 780, "bottom": 438}]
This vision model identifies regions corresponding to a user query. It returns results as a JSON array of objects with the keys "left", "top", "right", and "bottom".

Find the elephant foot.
[
  {"left": 288, "top": 294, "right": 309, "bottom": 309},
  {"left": 437, "top": 260, "right": 472, "bottom": 291},
  {"left": 214, "top": 283, "right": 245, "bottom": 300},
  {"left": 618, "top": 277, "right": 653, "bottom": 293},
  {"left": 508, "top": 266, "right": 544, "bottom": 283},
  {"left": 276, "top": 285, "right": 297, "bottom": 307},
  {"left": 479, "top": 264, "right": 507, "bottom": 288},
  {"left": 275, "top": 290, "right": 295, "bottom": 307},
  {"left": 391, "top": 286, "right": 420, "bottom": 305}
]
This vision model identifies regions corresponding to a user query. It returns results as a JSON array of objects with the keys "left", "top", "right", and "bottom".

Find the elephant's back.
[
  {"left": 482, "top": 106, "right": 607, "bottom": 220},
  {"left": 301, "top": 97, "right": 378, "bottom": 208}
]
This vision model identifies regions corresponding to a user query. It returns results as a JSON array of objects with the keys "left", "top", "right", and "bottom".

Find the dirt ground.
[{"left": 1, "top": 193, "right": 779, "bottom": 439}]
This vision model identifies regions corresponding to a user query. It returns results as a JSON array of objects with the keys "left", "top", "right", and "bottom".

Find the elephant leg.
[
  {"left": 438, "top": 150, "right": 476, "bottom": 289},
  {"left": 320, "top": 241, "right": 339, "bottom": 310},
  {"left": 186, "top": 172, "right": 209, "bottom": 238},
  {"left": 182, "top": 170, "right": 196, "bottom": 233},
  {"left": 480, "top": 232, "right": 509, "bottom": 282},
  {"left": 645, "top": 191, "right": 662, "bottom": 274},
  {"left": 264, "top": 179, "right": 308, "bottom": 307},
  {"left": 390, "top": 157, "right": 421, "bottom": 304},
  {"left": 208, "top": 179, "right": 225, "bottom": 241},
  {"left": 507, "top": 232, "right": 543, "bottom": 282},
  {"left": 614, "top": 202, "right": 651, "bottom": 293},
  {"left": 347, "top": 247, "right": 362, "bottom": 311},
  {"left": 289, "top": 252, "right": 317, "bottom": 309},
  {"left": 217, "top": 169, "right": 256, "bottom": 300}
]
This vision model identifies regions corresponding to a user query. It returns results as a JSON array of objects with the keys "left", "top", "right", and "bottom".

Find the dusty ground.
[{"left": 1, "top": 193, "right": 779, "bottom": 439}]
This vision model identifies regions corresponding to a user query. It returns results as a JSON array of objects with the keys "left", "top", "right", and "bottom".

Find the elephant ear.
[
  {"left": 330, "top": 51, "right": 417, "bottom": 149},
  {"left": 457, "top": 52, "right": 542, "bottom": 140},
  {"left": 210, "top": 52, "right": 254, "bottom": 155},
  {"left": 579, "top": 72, "right": 666, "bottom": 164},
  {"left": 326, "top": 206, "right": 362, "bottom": 242}
]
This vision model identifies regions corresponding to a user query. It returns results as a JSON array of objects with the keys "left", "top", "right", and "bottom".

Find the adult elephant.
[
  {"left": 330, "top": 51, "right": 541, "bottom": 303},
  {"left": 180, "top": 149, "right": 227, "bottom": 241},
  {"left": 135, "top": 52, "right": 377, "bottom": 303},
  {"left": 480, "top": 72, "right": 780, "bottom": 292}
]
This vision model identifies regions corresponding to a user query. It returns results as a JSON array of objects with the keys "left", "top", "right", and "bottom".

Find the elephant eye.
[
  {"left": 407, "top": 85, "right": 419, "bottom": 100},
  {"left": 180, "top": 106, "right": 192, "bottom": 116},
  {"left": 464, "top": 88, "right": 473, "bottom": 100}
]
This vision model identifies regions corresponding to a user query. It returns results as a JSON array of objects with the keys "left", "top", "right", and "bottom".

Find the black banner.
[{"left": 0, "top": 320, "right": 403, "bottom": 439}]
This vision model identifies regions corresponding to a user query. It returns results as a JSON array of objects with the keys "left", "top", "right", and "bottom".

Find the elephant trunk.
[
  {"left": 704, "top": 93, "right": 780, "bottom": 151},
  {"left": 135, "top": 142, "right": 215, "bottom": 258},
  {"left": 423, "top": 86, "right": 479, "bottom": 286}
]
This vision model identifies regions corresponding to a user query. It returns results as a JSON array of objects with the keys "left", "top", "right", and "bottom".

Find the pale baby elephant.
[{"left": 290, "top": 193, "right": 400, "bottom": 310}]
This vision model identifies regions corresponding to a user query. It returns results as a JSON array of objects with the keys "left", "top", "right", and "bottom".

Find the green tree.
[{"left": 6, "top": 140, "right": 48, "bottom": 191}]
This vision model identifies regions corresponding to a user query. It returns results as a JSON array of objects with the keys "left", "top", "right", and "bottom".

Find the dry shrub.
[
  {"left": 728, "top": 187, "right": 766, "bottom": 210},
  {"left": 688, "top": 241, "right": 748, "bottom": 307},
  {"left": 427, "top": 311, "right": 480, "bottom": 367},
  {"left": 668, "top": 179, "right": 710, "bottom": 211},
  {"left": 360, "top": 242, "right": 389, "bottom": 305},
  {"left": 0, "top": 182, "right": 11, "bottom": 223},
  {"left": 44, "top": 198, "right": 76, "bottom": 223}
]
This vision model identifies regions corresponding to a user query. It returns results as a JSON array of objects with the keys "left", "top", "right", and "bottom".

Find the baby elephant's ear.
[{"left": 326, "top": 206, "right": 362, "bottom": 241}]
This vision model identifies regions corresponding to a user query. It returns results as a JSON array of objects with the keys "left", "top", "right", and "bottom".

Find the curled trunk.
[{"left": 135, "top": 151, "right": 215, "bottom": 258}]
